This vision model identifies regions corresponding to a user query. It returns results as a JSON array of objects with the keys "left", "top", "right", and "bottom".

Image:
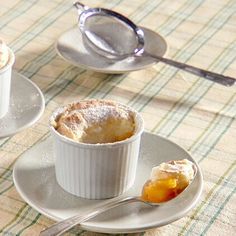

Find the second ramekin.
[{"left": 0, "top": 48, "right": 15, "bottom": 118}]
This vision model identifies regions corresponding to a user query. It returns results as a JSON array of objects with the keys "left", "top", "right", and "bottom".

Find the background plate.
[
  {"left": 0, "top": 72, "right": 45, "bottom": 138},
  {"left": 56, "top": 27, "right": 168, "bottom": 74}
]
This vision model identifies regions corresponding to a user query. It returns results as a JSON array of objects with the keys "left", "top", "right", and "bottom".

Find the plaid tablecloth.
[{"left": 0, "top": 0, "right": 235, "bottom": 235}]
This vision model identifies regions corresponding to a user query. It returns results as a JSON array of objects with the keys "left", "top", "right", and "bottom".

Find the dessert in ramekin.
[
  {"left": 0, "top": 39, "right": 15, "bottom": 118},
  {"left": 50, "top": 99, "right": 144, "bottom": 199}
]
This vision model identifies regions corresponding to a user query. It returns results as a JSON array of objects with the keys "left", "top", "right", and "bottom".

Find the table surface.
[{"left": 0, "top": 0, "right": 235, "bottom": 235}]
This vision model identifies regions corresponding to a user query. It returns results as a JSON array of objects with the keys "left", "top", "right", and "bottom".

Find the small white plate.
[
  {"left": 0, "top": 72, "right": 45, "bottom": 138},
  {"left": 56, "top": 27, "right": 168, "bottom": 74},
  {"left": 13, "top": 132, "right": 203, "bottom": 234}
]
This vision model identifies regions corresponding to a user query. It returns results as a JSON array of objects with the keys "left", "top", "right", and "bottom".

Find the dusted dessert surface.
[
  {"left": 142, "top": 159, "right": 195, "bottom": 203},
  {"left": 51, "top": 100, "right": 136, "bottom": 144},
  {"left": 0, "top": 39, "right": 9, "bottom": 69}
]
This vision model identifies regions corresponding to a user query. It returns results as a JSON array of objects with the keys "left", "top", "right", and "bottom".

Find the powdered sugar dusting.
[{"left": 78, "top": 105, "right": 130, "bottom": 124}]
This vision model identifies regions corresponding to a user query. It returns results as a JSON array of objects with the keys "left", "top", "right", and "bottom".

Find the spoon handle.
[
  {"left": 145, "top": 53, "right": 235, "bottom": 87},
  {"left": 39, "top": 196, "right": 139, "bottom": 236}
]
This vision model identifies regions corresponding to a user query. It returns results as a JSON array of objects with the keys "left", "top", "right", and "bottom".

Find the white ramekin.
[
  {"left": 49, "top": 101, "right": 144, "bottom": 199},
  {"left": 0, "top": 48, "right": 15, "bottom": 119}
]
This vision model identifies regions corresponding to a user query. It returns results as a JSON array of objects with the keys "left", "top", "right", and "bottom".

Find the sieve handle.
[{"left": 145, "top": 53, "right": 235, "bottom": 87}]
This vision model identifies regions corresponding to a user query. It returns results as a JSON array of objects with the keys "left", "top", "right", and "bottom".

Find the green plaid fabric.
[{"left": 0, "top": 0, "right": 235, "bottom": 235}]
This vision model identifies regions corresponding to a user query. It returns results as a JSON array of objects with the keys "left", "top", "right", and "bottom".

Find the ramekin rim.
[
  {"left": 0, "top": 47, "right": 15, "bottom": 73},
  {"left": 49, "top": 100, "right": 144, "bottom": 148}
]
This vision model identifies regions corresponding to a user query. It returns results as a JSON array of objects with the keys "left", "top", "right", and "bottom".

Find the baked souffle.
[{"left": 51, "top": 99, "right": 136, "bottom": 144}]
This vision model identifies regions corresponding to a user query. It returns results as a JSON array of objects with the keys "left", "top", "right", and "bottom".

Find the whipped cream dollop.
[
  {"left": 150, "top": 159, "right": 195, "bottom": 182},
  {"left": 0, "top": 39, "right": 9, "bottom": 68}
]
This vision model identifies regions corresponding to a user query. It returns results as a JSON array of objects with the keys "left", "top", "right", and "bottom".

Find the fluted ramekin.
[
  {"left": 0, "top": 48, "right": 15, "bottom": 118},
  {"left": 49, "top": 101, "right": 144, "bottom": 199}
]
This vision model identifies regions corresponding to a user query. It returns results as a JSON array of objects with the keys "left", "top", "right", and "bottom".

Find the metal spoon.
[
  {"left": 74, "top": 1, "right": 235, "bottom": 87},
  {"left": 40, "top": 162, "right": 197, "bottom": 236}
]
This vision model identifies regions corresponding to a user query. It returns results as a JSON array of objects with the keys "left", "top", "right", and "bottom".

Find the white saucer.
[
  {"left": 13, "top": 132, "right": 202, "bottom": 234},
  {"left": 56, "top": 27, "right": 168, "bottom": 74},
  {"left": 0, "top": 72, "right": 45, "bottom": 138}
]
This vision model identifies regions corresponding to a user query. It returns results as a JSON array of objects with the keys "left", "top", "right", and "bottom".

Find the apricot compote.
[{"left": 142, "top": 159, "right": 195, "bottom": 203}]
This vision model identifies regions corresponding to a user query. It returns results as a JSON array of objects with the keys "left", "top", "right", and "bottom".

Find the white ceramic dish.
[
  {"left": 56, "top": 27, "right": 168, "bottom": 74},
  {"left": 50, "top": 100, "right": 144, "bottom": 199},
  {"left": 13, "top": 132, "right": 203, "bottom": 234},
  {"left": 0, "top": 72, "right": 45, "bottom": 138}
]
